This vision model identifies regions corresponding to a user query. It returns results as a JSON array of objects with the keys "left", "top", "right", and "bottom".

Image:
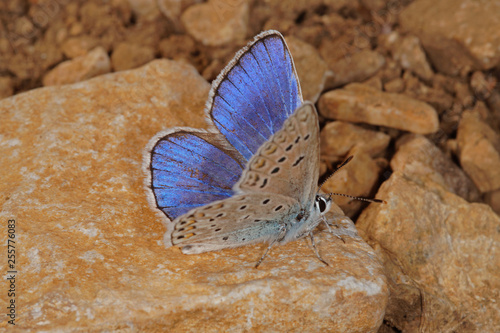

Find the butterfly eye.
[{"left": 315, "top": 196, "right": 328, "bottom": 213}]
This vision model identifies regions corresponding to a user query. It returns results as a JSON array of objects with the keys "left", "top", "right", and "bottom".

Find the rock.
[
  {"left": 286, "top": 36, "right": 330, "bottom": 103},
  {"left": 159, "top": 34, "right": 197, "bottom": 62},
  {"left": 181, "top": 0, "right": 249, "bottom": 46},
  {"left": 61, "top": 35, "right": 100, "bottom": 59},
  {"left": 403, "top": 72, "right": 454, "bottom": 114},
  {"left": 384, "top": 32, "right": 434, "bottom": 81},
  {"left": 457, "top": 109, "right": 500, "bottom": 192},
  {"left": 400, "top": 0, "right": 500, "bottom": 76},
  {"left": 356, "top": 171, "right": 500, "bottom": 331},
  {"left": 126, "top": 0, "right": 158, "bottom": 17},
  {"left": 324, "top": 49, "right": 386, "bottom": 89},
  {"left": 391, "top": 134, "right": 481, "bottom": 202},
  {"left": 158, "top": 0, "right": 201, "bottom": 32},
  {"left": 484, "top": 189, "right": 500, "bottom": 216},
  {"left": 320, "top": 121, "right": 390, "bottom": 162},
  {"left": 111, "top": 42, "right": 156, "bottom": 71},
  {"left": 0, "top": 76, "right": 14, "bottom": 99},
  {"left": 42, "top": 46, "right": 111, "bottom": 86},
  {"left": 318, "top": 83, "right": 439, "bottom": 134},
  {"left": 0, "top": 59, "right": 388, "bottom": 331},
  {"left": 384, "top": 77, "right": 405, "bottom": 93},
  {"left": 322, "top": 147, "right": 382, "bottom": 218}
]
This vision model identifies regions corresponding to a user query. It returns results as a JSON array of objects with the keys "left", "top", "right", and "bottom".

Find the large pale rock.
[
  {"left": 318, "top": 83, "right": 439, "bottom": 134},
  {"left": 286, "top": 36, "right": 330, "bottom": 103},
  {"left": 400, "top": 0, "right": 500, "bottom": 75},
  {"left": 0, "top": 59, "right": 387, "bottom": 331},
  {"left": 181, "top": 0, "right": 249, "bottom": 46},
  {"left": 357, "top": 171, "right": 500, "bottom": 332},
  {"left": 42, "top": 46, "right": 111, "bottom": 86},
  {"left": 392, "top": 134, "right": 481, "bottom": 202},
  {"left": 457, "top": 109, "right": 500, "bottom": 192}
]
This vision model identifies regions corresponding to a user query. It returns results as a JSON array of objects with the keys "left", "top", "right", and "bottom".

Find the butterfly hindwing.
[
  {"left": 235, "top": 102, "right": 320, "bottom": 205},
  {"left": 172, "top": 193, "right": 299, "bottom": 254},
  {"left": 208, "top": 30, "right": 303, "bottom": 162},
  {"left": 149, "top": 130, "right": 244, "bottom": 220}
]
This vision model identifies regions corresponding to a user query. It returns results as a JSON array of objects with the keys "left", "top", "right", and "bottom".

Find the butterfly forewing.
[
  {"left": 235, "top": 102, "right": 320, "bottom": 205},
  {"left": 209, "top": 31, "right": 302, "bottom": 161},
  {"left": 172, "top": 193, "right": 299, "bottom": 254}
]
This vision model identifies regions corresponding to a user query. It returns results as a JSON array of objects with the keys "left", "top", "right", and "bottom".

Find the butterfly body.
[{"left": 147, "top": 30, "right": 333, "bottom": 264}]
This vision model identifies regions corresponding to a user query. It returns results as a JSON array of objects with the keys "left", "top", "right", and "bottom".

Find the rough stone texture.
[
  {"left": 400, "top": 0, "right": 500, "bottom": 76},
  {"left": 322, "top": 147, "right": 382, "bottom": 218},
  {"left": 181, "top": 0, "right": 249, "bottom": 46},
  {"left": 320, "top": 121, "right": 390, "bottom": 163},
  {"left": 111, "top": 42, "right": 156, "bottom": 71},
  {"left": 323, "top": 49, "right": 386, "bottom": 89},
  {"left": 42, "top": 46, "right": 111, "bottom": 86},
  {"left": 318, "top": 83, "right": 439, "bottom": 134},
  {"left": 357, "top": 171, "right": 500, "bottom": 332},
  {"left": 0, "top": 60, "right": 388, "bottom": 331},
  {"left": 457, "top": 109, "right": 500, "bottom": 192},
  {"left": 392, "top": 134, "right": 481, "bottom": 202},
  {"left": 286, "top": 36, "right": 330, "bottom": 103}
]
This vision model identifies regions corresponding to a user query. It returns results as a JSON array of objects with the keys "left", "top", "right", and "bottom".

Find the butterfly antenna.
[
  {"left": 318, "top": 155, "right": 354, "bottom": 190},
  {"left": 330, "top": 193, "right": 387, "bottom": 204}
]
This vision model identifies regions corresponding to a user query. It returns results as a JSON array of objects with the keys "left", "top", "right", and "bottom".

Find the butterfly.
[{"left": 146, "top": 30, "right": 337, "bottom": 267}]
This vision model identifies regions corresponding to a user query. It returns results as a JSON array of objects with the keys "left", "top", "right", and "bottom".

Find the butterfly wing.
[
  {"left": 148, "top": 129, "right": 244, "bottom": 220},
  {"left": 208, "top": 30, "right": 303, "bottom": 162},
  {"left": 171, "top": 193, "right": 300, "bottom": 254},
  {"left": 235, "top": 102, "right": 320, "bottom": 206}
]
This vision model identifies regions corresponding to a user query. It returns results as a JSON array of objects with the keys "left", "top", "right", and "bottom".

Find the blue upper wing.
[
  {"left": 208, "top": 30, "right": 303, "bottom": 162},
  {"left": 149, "top": 131, "right": 244, "bottom": 220}
]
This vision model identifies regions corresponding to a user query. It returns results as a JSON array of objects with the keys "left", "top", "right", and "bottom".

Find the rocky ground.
[{"left": 1, "top": 0, "right": 499, "bottom": 332}]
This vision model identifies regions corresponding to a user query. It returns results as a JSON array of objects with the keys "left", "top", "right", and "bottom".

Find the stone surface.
[
  {"left": 111, "top": 42, "right": 156, "bottom": 71},
  {"left": 322, "top": 147, "right": 382, "bottom": 218},
  {"left": 42, "top": 46, "right": 111, "bottom": 86},
  {"left": 0, "top": 59, "right": 388, "bottom": 331},
  {"left": 323, "top": 49, "right": 386, "bottom": 89},
  {"left": 286, "top": 36, "right": 330, "bottom": 103},
  {"left": 320, "top": 121, "right": 390, "bottom": 163},
  {"left": 357, "top": 171, "right": 500, "bottom": 332},
  {"left": 400, "top": 0, "right": 500, "bottom": 76},
  {"left": 457, "top": 109, "right": 500, "bottom": 192},
  {"left": 318, "top": 83, "right": 439, "bottom": 134},
  {"left": 391, "top": 134, "right": 481, "bottom": 202},
  {"left": 181, "top": 0, "right": 249, "bottom": 46}
]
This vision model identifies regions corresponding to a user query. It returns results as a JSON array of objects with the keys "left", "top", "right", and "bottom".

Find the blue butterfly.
[{"left": 146, "top": 30, "right": 334, "bottom": 266}]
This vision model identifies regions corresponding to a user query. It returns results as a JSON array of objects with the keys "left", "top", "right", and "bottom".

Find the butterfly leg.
[
  {"left": 308, "top": 232, "right": 329, "bottom": 266},
  {"left": 322, "top": 217, "right": 345, "bottom": 243},
  {"left": 255, "top": 225, "right": 287, "bottom": 268}
]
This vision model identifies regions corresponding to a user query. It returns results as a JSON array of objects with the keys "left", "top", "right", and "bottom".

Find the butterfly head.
[{"left": 314, "top": 194, "right": 332, "bottom": 215}]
